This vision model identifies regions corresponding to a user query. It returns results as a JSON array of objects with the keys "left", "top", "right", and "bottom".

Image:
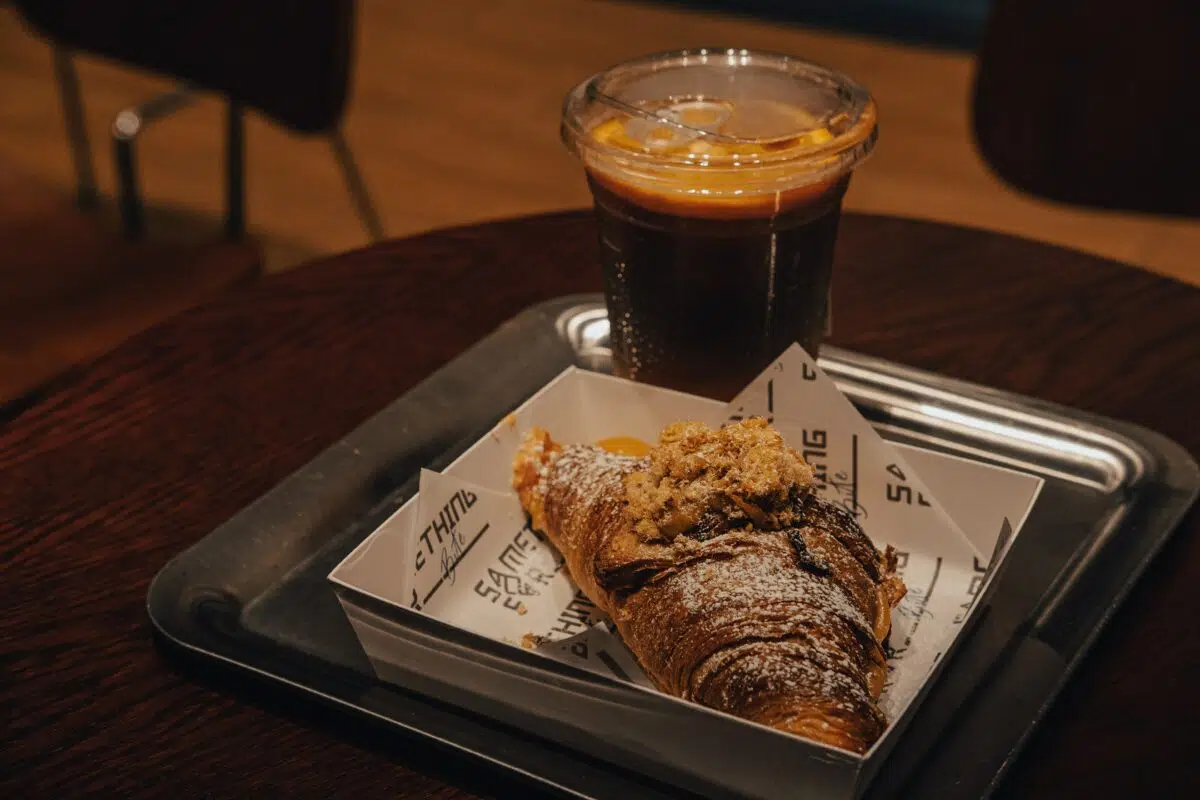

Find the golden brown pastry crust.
[{"left": 513, "top": 419, "right": 906, "bottom": 754}]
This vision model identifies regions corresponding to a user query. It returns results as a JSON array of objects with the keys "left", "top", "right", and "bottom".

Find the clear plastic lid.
[{"left": 561, "top": 48, "right": 877, "bottom": 198}]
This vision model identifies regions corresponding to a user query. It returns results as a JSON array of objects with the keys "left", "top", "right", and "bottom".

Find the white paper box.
[{"left": 330, "top": 346, "right": 1042, "bottom": 799}]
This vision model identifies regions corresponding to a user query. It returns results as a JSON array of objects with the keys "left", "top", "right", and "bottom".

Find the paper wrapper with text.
[{"left": 331, "top": 345, "right": 1042, "bottom": 734}]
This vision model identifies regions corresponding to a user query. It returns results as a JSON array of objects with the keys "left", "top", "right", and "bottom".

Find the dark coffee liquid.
[{"left": 589, "top": 173, "right": 849, "bottom": 401}]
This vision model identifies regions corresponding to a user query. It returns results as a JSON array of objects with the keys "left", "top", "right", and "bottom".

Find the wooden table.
[{"left": 3, "top": 211, "right": 1197, "bottom": 798}]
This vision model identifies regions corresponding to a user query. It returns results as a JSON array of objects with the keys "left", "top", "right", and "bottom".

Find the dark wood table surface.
[{"left": 3, "top": 211, "right": 1198, "bottom": 799}]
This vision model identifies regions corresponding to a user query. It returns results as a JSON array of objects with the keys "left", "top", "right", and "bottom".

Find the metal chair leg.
[
  {"left": 112, "top": 122, "right": 142, "bottom": 238},
  {"left": 52, "top": 47, "right": 99, "bottom": 211},
  {"left": 330, "top": 129, "right": 385, "bottom": 242},
  {"left": 110, "top": 88, "right": 194, "bottom": 239},
  {"left": 225, "top": 101, "right": 245, "bottom": 239}
]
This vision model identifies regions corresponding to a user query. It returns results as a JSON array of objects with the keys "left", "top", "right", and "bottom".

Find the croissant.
[{"left": 512, "top": 417, "right": 906, "bottom": 754}]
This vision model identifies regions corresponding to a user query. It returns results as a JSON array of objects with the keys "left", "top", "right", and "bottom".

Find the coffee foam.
[
  {"left": 587, "top": 167, "right": 844, "bottom": 220},
  {"left": 581, "top": 97, "right": 869, "bottom": 218},
  {"left": 592, "top": 98, "right": 833, "bottom": 158}
]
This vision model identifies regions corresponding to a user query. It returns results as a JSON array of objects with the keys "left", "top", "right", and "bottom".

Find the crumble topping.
[{"left": 624, "top": 418, "right": 815, "bottom": 542}]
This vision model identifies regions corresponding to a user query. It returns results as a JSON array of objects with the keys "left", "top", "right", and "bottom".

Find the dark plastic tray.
[{"left": 148, "top": 295, "right": 1198, "bottom": 799}]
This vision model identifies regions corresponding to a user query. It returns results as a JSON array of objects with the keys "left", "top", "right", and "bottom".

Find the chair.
[
  {"left": 972, "top": 0, "right": 1200, "bottom": 217},
  {"left": 13, "top": 0, "right": 384, "bottom": 240}
]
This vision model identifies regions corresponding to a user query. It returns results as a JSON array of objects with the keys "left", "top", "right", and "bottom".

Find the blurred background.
[{"left": 2, "top": 0, "right": 1197, "bottom": 406}]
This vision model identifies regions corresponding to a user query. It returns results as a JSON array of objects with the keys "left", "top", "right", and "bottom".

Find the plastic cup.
[{"left": 562, "top": 48, "right": 877, "bottom": 400}]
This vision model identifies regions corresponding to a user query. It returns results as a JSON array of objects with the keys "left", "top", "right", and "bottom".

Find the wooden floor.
[{"left": 1, "top": 0, "right": 1197, "bottom": 400}]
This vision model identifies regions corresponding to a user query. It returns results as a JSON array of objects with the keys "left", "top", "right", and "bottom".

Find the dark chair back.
[
  {"left": 972, "top": 0, "right": 1200, "bottom": 217},
  {"left": 15, "top": 0, "right": 355, "bottom": 134}
]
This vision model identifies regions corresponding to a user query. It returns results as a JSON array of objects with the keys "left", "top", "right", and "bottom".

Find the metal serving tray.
[{"left": 148, "top": 295, "right": 1198, "bottom": 799}]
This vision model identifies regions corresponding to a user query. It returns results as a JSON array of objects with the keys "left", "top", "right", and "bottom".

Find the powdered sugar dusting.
[
  {"left": 539, "top": 444, "right": 645, "bottom": 506},
  {"left": 672, "top": 543, "right": 868, "bottom": 635}
]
